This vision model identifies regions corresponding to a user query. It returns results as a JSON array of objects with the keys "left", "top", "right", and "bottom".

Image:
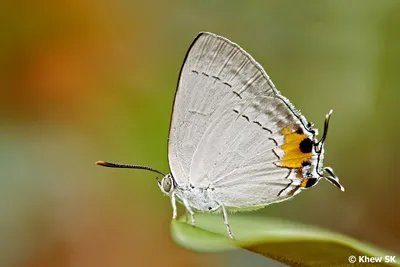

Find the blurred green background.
[{"left": 1, "top": 1, "right": 399, "bottom": 266}]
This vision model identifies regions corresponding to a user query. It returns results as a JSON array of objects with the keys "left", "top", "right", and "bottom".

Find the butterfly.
[{"left": 97, "top": 32, "right": 344, "bottom": 239}]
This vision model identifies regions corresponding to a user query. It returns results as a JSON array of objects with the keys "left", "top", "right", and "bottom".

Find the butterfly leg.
[
  {"left": 182, "top": 197, "right": 196, "bottom": 226},
  {"left": 221, "top": 205, "right": 234, "bottom": 239},
  {"left": 170, "top": 191, "right": 177, "bottom": 219}
]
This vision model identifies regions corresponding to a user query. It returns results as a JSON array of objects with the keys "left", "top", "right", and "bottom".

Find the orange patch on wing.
[
  {"left": 300, "top": 178, "right": 309, "bottom": 188},
  {"left": 280, "top": 127, "right": 313, "bottom": 168}
]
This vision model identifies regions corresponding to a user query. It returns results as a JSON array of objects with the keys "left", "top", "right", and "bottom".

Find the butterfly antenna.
[{"left": 96, "top": 161, "right": 166, "bottom": 176}]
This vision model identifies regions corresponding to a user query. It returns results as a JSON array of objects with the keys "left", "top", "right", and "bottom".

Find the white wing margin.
[{"left": 168, "top": 32, "right": 280, "bottom": 187}]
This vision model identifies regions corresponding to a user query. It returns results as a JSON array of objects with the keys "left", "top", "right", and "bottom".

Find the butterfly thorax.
[{"left": 174, "top": 187, "right": 220, "bottom": 212}]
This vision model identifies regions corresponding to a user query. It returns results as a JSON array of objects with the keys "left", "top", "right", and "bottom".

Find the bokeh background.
[{"left": 1, "top": 1, "right": 399, "bottom": 266}]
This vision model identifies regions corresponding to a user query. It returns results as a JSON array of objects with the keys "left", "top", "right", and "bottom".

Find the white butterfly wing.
[
  {"left": 169, "top": 32, "right": 275, "bottom": 186},
  {"left": 168, "top": 32, "right": 309, "bottom": 206},
  {"left": 189, "top": 92, "right": 306, "bottom": 206}
]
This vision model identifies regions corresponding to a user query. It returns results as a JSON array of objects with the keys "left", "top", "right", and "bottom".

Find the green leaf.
[{"left": 171, "top": 214, "right": 399, "bottom": 266}]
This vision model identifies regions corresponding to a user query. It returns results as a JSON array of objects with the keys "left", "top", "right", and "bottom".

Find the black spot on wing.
[
  {"left": 241, "top": 114, "right": 250, "bottom": 122},
  {"left": 253, "top": 121, "right": 262, "bottom": 126},
  {"left": 301, "top": 161, "right": 311, "bottom": 167},
  {"left": 223, "top": 82, "right": 232, "bottom": 88},
  {"left": 295, "top": 127, "right": 304, "bottom": 134},
  {"left": 272, "top": 148, "right": 280, "bottom": 160},
  {"left": 304, "top": 178, "right": 318, "bottom": 188},
  {"left": 284, "top": 168, "right": 292, "bottom": 179},
  {"left": 233, "top": 91, "right": 242, "bottom": 99},
  {"left": 299, "top": 138, "right": 313, "bottom": 153},
  {"left": 268, "top": 137, "right": 278, "bottom": 147},
  {"left": 278, "top": 180, "right": 293, "bottom": 196},
  {"left": 262, "top": 127, "right": 272, "bottom": 134}
]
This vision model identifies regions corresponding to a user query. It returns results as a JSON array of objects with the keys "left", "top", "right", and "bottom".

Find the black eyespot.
[
  {"left": 305, "top": 178, "right": 318, "bottom": 188},
  {"left": 299, "top": 138, "right": 313, "bottom": 153},
  {"left": 208, "top": 207, "right": 212, "bottom": 210}
]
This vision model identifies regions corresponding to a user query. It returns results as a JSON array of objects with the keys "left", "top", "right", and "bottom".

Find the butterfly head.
[{"left": 157, "top": 174, "right": 176, "bottom": 195}]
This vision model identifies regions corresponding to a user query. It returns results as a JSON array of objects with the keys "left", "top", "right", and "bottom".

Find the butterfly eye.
[{"left": 162, "top": 176, "right": 172, "bottom": 192}]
